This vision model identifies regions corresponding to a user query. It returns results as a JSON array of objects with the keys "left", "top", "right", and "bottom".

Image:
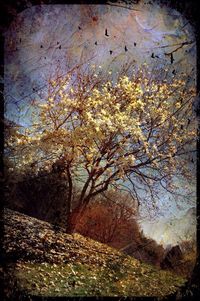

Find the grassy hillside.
[{"left": 3, "top": 208, "right": 186, "bottom": 298}]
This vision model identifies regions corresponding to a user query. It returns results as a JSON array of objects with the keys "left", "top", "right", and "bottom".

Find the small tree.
[{"left": 6, "top": 64, "right": 196, "bottom": 232}]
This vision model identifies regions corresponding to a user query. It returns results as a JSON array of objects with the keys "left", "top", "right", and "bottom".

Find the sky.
[{"left": 4, "top": 1, "right": 196, "bottom": 246}]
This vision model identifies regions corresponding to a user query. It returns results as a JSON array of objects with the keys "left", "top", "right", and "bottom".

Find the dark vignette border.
[{"left": 0, "top": 0, "right": 199, "bottom": 300}]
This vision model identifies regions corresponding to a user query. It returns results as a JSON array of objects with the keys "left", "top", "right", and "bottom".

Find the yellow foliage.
[{"left": 7, "top": 69, "right": 196, "bottom": 193}]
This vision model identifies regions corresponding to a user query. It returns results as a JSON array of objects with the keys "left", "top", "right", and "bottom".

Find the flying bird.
[
  {"left": 125, "top": 45, "right": 128, "bottom": 52},
  {"left": 105, "top": 28, "right": 109, "bottom": 37},
  {"left": 151, "top": 53, "right": 159, "bottom": 59}
]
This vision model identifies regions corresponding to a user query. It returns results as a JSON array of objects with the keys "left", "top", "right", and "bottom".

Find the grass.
[
  {"left": 4, "top": 209, "right": 186, "bottom": 298},
  {"left": 15, "top": 257, "right": 186, "bottom": 297}
]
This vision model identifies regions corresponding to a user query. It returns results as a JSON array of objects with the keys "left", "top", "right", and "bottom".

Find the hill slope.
[{"left": 3, "top": 208, "right": 185, "bottom": 297}]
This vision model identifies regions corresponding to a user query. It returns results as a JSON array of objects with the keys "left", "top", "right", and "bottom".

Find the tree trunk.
[
  {"left": 65, "top": 165, "right": 73, "bottom": 232},
  {"left": 65, "top": 203, "right": 82, "bottom": 233},
  {"left": 65, "top": 198, "right": 90, "bottom": 234}
]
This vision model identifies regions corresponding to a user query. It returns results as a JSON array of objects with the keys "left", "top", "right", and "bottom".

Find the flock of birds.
[{"left": 35, "top": 26, "right": 176, "bottom": 65}]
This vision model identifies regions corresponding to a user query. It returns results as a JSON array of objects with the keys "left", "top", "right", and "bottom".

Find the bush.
[
  {"left": 4, "top": 165, "right": 70, "bottom": 228},
  {"left": 161, "top": 241, "right": 197, "bottom": 278},
  {"left": 75, "top": 191, "right": 139, "bottom": 245}
]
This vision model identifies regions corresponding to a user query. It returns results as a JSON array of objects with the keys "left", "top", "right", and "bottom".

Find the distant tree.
[
  {"left": 161, "top": 245, "right": 183, "bottom": 270},
  {"left": 180, "top": 239, "right": 196, "bottom": 255},
  {"left": 140, "top": 237, "right": 165, "bottom": 266},
  {"left": 122, "top": 233, "right": 165, "bottom": 267},
  {"left": 5, "top": 64, "right": 196, "bottom": 232},
  {"left": 75, "top": 190, "right": 139, "bottom": 244},
  {"left": 160, "top": 243, "right": 196, "bottom": 278},
  {"left": 173, "top": 240, "right": 197, "bottom": 278}
]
